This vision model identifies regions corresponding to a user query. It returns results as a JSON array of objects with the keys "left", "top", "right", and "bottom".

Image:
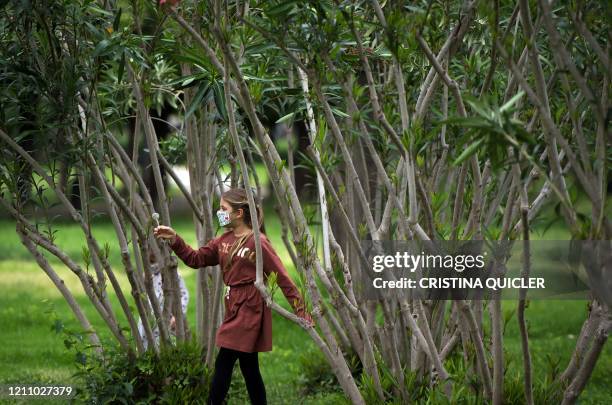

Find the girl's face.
[{"left": 218, "top": 198, "right": 243, "bottom": 228}]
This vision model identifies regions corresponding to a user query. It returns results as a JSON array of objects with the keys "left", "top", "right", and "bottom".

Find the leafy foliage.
[
  {"left": 445, "top": 92, "right": 536, "bottom": 170},
  {"left": 72, "top": 338, "right": 211, "bottom": 404}
]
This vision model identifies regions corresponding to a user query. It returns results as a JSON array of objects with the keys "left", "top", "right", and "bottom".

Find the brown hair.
[{"left": 220, "top": 188, "right": 265, "bottom": 273}]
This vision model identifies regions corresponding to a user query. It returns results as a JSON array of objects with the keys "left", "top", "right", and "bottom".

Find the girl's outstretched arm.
[
  {"left": 171, "top": 234, "right": 220, "bottom": 269},
  {"left": 154, "top": 226, "right": 220, "bottom": 269}
]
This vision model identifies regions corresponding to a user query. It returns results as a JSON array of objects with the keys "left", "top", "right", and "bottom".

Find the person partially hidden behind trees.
[
  {"left": 137, "top": 249, "right": 189, "bottom": 350},
  {"left": 154, "top": 187, "right": 314, "bottom": 405}
]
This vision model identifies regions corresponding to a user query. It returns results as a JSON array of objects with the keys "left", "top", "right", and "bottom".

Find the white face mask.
[{"left": 216, "top": 209, "right": 231, "bottom": 227}]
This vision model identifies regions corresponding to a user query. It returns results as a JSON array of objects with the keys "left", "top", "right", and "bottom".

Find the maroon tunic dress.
[{"left": 170, "top": 230, "right": 307, "bottom": 353}]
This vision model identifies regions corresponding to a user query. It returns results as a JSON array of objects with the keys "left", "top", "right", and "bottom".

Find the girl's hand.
[
  {"left": 303, "top": 313, "right": 315, "bottom": 328},
  {"left": 297, "top": 308, "right": 315, "bottom": 328},
  {"left": 154, "top": 225, "right": 177, "bottom": 244}
]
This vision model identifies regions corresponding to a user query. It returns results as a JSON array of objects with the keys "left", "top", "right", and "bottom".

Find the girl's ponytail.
[{"left": 255, "top": 205, "right": 265, "bottom": 233}]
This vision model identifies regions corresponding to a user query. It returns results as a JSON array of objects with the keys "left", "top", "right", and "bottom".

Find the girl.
[{"left": 153, "top": 187, "right": 314, "bottom": 405}]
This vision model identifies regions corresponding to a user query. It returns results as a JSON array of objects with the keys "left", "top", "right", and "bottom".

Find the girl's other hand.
[
  {"left": 154, "top": 225, "right": 177, "bottom": 244},
  {"left": 304, "top": 313, "right": 315, "bottom": 328},
  {"left": 297, "top": 309, "right": 315, "bottom": 328}
]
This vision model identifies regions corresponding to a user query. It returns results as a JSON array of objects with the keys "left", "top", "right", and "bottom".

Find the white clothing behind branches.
[{"left": 137, "top": 264, "right": 189, "bottom": 350}]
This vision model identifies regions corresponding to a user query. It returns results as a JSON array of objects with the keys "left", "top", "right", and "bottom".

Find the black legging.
[{"left": 207, "top": 347, "right": 267, "bottom": 405}]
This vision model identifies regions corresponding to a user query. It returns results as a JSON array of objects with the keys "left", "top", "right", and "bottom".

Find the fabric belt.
[
  {"left": 224, "top": 281, "right": 255, "bottom": 299},
  {"left": 229, "top": 281, "right": 255, "bottom": 288}
]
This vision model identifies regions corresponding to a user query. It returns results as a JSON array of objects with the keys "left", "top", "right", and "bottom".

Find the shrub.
[
  {"left": 72, "top": 337, "right": 211, "bottom": 404},
  {"left": 296, "top": 345, "right": 362, "bottom": 397}
]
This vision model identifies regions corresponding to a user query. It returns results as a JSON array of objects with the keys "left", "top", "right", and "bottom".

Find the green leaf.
[
  {"left": 113, "top": 8, "right": 122, "bottom": 32},
  {"left": 52, "top": 319, "right": 64, "bottom": 334},
  {"left": 465, "top": 97, "right": 492, "bottom": 119},
  {"left": 276, "top": 112, "right": 296, "bottom": 124},
  {"left": 173, "top": 52, "right": 211, "bottom": 70},
  {"left": 453, "top": 137, "right": 485, "bottom": 166},
  {"left": 243, "top": 74, "right": 286, "bottom": 83},
  {"left": 266, "top": 0, "right": 298, "bottom": 17},
  {"left": 245, "top": 43, "right": 278, "bottom": 55},
  {"left": 212, "top": 81, "right": 227, "bottom": 121},
  {"left": 185, "top": 83, "right": 210, "bottom": 119},
  {"left": 92, "top": 39, "right": 111, "bottom": 58},
  {"left": 500, "top": 91, "right": 525, "bottom": 113},
  {"left": 87, "top": 4, "right": 113, "bottom": 17},
  {"left": 75, "top": 352, "right": 87, "bottom": 366},
  {"left": 331, "top": 107, "right": 349, "bottom": 118}
]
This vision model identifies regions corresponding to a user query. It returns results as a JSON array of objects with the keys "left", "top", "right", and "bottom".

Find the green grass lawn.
[{"left": 0, "top": 216, "right": 610, "bottom": 404}]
